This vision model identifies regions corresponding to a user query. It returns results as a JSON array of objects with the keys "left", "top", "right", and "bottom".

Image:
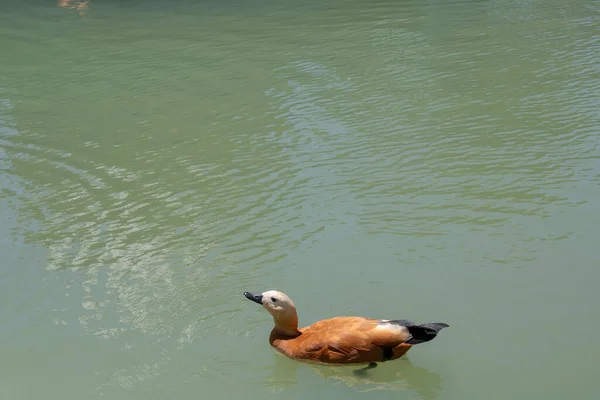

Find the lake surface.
[{"left": 1, "top": 0, "right": 599, "bottom": 398}]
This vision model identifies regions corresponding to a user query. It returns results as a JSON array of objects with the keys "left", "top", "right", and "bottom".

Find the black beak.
[{"left": 244, "top": 291, "right": 263, "bottom": 305}]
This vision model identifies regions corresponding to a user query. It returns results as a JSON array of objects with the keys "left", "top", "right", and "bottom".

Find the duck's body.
[
  {"left": 244, "top": 291, "right": 448, "bottom": 368},
  {"left": 269, "top": 316, "right": 444, "bottom": 365}
]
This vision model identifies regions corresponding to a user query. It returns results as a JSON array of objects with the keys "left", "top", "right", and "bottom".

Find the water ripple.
[{"left": 1, "top": 0, "right": 599, "bottom": 396}]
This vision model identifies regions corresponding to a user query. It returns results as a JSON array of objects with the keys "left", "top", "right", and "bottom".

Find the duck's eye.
[{"left": 271, "top": 297, "right": 277, "bottom": 302}]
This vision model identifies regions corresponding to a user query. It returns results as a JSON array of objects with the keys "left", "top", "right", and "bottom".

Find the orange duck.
[{"left": 243, "top": 290, "right": 448, "bottom": 371}]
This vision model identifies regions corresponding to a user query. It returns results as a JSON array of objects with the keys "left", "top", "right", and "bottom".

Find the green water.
[{"left": 1, "top": 0, "right": 599, "bottom": 398}]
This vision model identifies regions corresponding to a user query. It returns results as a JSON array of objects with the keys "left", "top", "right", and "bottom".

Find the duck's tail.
[{"left": 391, "top": 320, "right": 449, "bottom": 345}]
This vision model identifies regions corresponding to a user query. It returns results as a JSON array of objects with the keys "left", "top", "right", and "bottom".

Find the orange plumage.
[{"left": 244, "top": 290, "right": 448, "bottom": 369}]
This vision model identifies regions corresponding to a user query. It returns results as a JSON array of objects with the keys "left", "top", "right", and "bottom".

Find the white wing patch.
[{"left": 374, "top": 321, "right": 408, "bottom": 335}]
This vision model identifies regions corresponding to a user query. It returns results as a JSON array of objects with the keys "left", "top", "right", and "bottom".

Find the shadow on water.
[{"left": 265, "top": 352, "right": 443, "bottom": 398}]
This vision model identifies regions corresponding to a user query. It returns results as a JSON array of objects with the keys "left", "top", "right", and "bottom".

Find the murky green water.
[{"left": 1, "top": 0, "right": 599, "bottom": 398}]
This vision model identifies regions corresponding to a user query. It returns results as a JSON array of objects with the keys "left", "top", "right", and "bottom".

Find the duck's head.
[{"left": 244, "top": 290, "right": 299, "bottom": 335}]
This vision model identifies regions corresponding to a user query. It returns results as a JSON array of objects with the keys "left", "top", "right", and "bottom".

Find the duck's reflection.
[
  {"left": 313, "top": 358, "right": 443, "bottom": 398},
  {"left": 265, "top": 352, "right": 443, "bottom": 399},
  {"left": 263, "top": 352, "right": 299, "bottom": 392},
  {"left": 57, "top": 0, "right": 90, "bottom": 15}
]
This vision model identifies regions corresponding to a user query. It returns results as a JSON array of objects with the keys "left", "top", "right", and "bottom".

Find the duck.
[{"left": 243, "top": 290, "right": 448, "bottom": 371}]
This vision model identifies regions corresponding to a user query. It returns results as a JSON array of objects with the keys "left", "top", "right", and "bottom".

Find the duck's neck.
[{"left": 272, "top": 313, "right": 300, "bottom": 337}]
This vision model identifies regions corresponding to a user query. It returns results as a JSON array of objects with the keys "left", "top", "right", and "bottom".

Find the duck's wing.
[{"left": 292, "top": 317, "right": 412, "bottom": 364}]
